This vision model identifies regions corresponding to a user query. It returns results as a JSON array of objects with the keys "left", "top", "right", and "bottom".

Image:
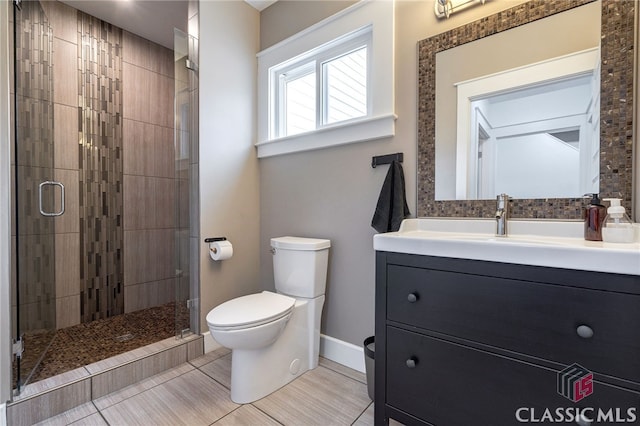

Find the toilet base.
[{"left": 229, "top": 295, "right": 324, "bottom": 404}]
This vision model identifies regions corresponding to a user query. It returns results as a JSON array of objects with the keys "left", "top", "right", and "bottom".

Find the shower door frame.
[
  {"left": 1, "top": 0, "right": 15, "bottom": 406},
  {"left": 174, "top": 26, "right": 200, "bottom": 338}
]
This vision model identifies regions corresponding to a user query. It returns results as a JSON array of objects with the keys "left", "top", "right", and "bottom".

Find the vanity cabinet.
[{"left": 374, "top": 252, "right": 640, "bottom": 425}]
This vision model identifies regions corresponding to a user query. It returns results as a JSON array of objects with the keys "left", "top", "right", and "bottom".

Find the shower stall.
[{"left": 8, "top": 0, "right": 199, "bottom": 395}]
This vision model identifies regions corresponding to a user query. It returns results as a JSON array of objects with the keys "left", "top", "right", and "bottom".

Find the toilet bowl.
[{"left": 206, "top": 236, "right": 330, "bottom": 404}]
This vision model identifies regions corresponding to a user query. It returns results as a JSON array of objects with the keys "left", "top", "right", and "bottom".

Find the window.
[
  {"left": 271, "top": 29, "right": 371, "bottom": 140},
  {"left": 256, "top": 1, "right": 395, "bottom": 158},
  {"left": 280, "top": 63, "right": 316, "bottom": 136},
  {"left": 323, "top": 46, "right": 368, "bottom": 125}
]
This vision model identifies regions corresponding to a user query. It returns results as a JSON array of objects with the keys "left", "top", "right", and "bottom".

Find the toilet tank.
[{"left": 271, "top": 237, "right": 331, "bottom": 298}]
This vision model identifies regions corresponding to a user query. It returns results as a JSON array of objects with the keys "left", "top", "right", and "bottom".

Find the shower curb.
[{"left": 6, "top": 335, "right": 203, "bottom": 426}]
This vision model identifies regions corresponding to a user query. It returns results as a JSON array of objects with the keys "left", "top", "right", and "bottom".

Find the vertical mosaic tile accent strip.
[
  {"left": 416, "top": 0, "right": 635, "bottom": 219},
  {"left": 15, "top": 0, "right": 56, "bottom": 332},
  {"left": 78, "top": 12, "right": 124, "bottom": 322}
]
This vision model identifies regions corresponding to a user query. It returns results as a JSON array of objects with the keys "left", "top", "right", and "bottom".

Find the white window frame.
[
  {"left": 271, "top": 28, "right": 371, "bottom": 140},
  {"left": 256, "top": 0, "right": 396, "bottom": 158}
]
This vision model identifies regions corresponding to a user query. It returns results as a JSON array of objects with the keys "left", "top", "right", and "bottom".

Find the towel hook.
[{"left": 372, "top": 153, "right": 403, "bottom": 168}]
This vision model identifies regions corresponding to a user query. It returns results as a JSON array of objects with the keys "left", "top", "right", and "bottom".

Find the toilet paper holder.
[
  {"left": 206, "top": 237, "right": 233, "bottom": 261},
  {"left": 205, "top": 237, "right": 227, "bottom": 254},
  {"left": 204, "top": 237, "right": 227, "bottom": 243}
]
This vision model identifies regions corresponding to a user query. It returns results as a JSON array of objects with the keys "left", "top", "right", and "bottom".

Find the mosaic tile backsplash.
[{"left": 417, "top": 0, "right": 635, "bottom": 219}]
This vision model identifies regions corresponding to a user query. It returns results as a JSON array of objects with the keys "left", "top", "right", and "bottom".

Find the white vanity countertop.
[{"left": 373, "top": 218, "right": 640, "bottom": 276}]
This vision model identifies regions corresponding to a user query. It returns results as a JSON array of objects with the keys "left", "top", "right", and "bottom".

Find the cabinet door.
[
  {"left": 386, "top": 327, "right": 640, "bottom": 426},
  {"left": 386, "top": 265, "right": 640, "bottom": 383}
]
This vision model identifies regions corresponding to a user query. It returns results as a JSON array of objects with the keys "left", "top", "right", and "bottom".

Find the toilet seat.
[{"left": 207, "top": 291, "right": 295, "bottom": 331}]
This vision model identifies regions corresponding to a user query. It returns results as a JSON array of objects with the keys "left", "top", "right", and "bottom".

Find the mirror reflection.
[
  {"left": 434, "top": 1, "right": 601, "bottom": 201},
  {"left": 456, "top": 49, "right": 600, "bottom": 199}
]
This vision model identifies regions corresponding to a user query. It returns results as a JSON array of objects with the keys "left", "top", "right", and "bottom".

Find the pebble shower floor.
[{"left": 13, "top": 302, "right": 179, "bottom": 388}]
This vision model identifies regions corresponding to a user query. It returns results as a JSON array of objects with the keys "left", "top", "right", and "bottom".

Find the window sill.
[{"left": 255, "top": 114, "right": 397, "bottom": 158}]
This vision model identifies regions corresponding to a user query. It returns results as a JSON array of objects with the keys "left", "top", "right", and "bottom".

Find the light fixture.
[{"left": 434, "top": 0, "right": 486, "bottom": 19}]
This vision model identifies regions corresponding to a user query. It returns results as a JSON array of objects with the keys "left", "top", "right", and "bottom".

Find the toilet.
[{"left": 206, "top": 236, "right": 331, "bottom": 404}]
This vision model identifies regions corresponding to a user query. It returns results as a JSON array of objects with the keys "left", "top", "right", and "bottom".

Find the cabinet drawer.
[
  {"left": 386, "top": 327, "right": 640, "bottom": 426},
  {"left": 387, "top": 265, "right": 640, "bottom": 383}
]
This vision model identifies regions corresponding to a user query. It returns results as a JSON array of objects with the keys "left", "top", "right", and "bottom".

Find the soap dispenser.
[
  {"left": 583, "top": 193, "right": 606, "bottom": 241},
  {"left": 602, "top": 198, "right": 634, "bottom": 243}
]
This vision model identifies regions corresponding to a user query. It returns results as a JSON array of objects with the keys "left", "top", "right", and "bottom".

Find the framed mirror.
[{"left": 417, "top": 0, "right": 635, "bottom": 219}]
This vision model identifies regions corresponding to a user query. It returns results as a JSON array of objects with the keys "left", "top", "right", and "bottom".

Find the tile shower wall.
[
  {"left": 46, "top": 0, "right": 81, "bottom": 329},
  {"left": 13, "top": 0, "right": 176, "bottom": 329},
  {"left": 13, "top": 0, "right": 56, "bottom": 332},
  {"left": 121, "top": 31, "right": 176, "bottom": 314}
]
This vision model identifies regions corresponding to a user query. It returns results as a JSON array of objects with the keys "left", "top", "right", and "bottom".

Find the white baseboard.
[
  {"left": 202, "top": 331, "right": 366, "bottom": 374},
  {"left": 319, "top": 334, "right": 365, "bottom": 373},
  {"left": 202, "top": 331, "right": 222, "bottom": 353}
]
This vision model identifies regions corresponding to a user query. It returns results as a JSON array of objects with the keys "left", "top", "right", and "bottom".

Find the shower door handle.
[{"left": 38, "top": 181, "right": 65, "bottom": 217}]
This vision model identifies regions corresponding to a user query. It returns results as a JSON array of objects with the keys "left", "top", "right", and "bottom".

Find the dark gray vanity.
[
  {"left": 374, "top": 251, "right": 640, "bottom": 425},
  {"left": 381, "top": 0, "right": 640, "bottom": 421}
]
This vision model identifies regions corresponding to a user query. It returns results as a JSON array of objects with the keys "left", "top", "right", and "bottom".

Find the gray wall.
[
  {"left": 259, "top": 1, "right": 357, "bottom": 50},
  {"left": 258, "top": 0, "right": 640, "bottom": 347},
  {"left": 198, "top": 1, "right": 261, "bottom": 334}
]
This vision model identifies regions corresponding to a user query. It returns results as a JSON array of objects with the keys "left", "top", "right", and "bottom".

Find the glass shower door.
[
  {"left": 174, "top": 28, "right": 198, "bottom": 337},
  {"left": 12, "top": 0, "right": 57, "bottom": 394}
]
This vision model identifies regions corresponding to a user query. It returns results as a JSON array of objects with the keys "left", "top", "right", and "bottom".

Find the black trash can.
[{"left": 363, "top": 336, "right": 375, "bottom": 400}]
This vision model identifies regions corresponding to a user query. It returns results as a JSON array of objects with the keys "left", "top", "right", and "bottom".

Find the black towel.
[{"left": 371, "top": 160, "right": 411, "bottom": 233}]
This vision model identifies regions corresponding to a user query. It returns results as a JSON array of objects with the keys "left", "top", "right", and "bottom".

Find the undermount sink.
[
  {"left": 420, "top": 233, "right": 565, "bottom": 246},
  {"left": 373, "top": 219, "right": 640, "bottom": 275}
]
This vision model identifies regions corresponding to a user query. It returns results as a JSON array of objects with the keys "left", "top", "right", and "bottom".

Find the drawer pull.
[
  {"left": 576, "top": 325, "right": 594, "bottom": 339},
  {"left": 407, "top": 293, "right": 418, "bottom": 303},
  {"left": 406, "top": 357, "right": 418, "bottom": 369}
]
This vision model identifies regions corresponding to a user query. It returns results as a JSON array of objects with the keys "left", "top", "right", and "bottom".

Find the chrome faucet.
[{"left": 495, "top": 193, "right": 509, "bottom": 237}]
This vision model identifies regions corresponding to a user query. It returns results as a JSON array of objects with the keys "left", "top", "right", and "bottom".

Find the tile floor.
[{"left": 35, "top": 349, "right": 379, "bottom": 426}]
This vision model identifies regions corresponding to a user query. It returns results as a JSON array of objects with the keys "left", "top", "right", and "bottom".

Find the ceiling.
[
  {"left": 60, "top": 0, "right": 187, "bottom": 49},
  {"left": 245, "top": 0, "right": 278, "bottom": 11},
  {"left": 60, "top": 0, "right": 276, "bottom": 50}
]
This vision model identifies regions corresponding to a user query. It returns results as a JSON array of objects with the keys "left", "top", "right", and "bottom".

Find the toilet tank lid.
[{"left": 271, "top": 236, "right": 331, "bottom": 251}]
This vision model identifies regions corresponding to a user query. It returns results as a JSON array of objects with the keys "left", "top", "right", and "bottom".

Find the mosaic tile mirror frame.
[{"left": 417, "top": 0, "right": 635, "bottom": 219}]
